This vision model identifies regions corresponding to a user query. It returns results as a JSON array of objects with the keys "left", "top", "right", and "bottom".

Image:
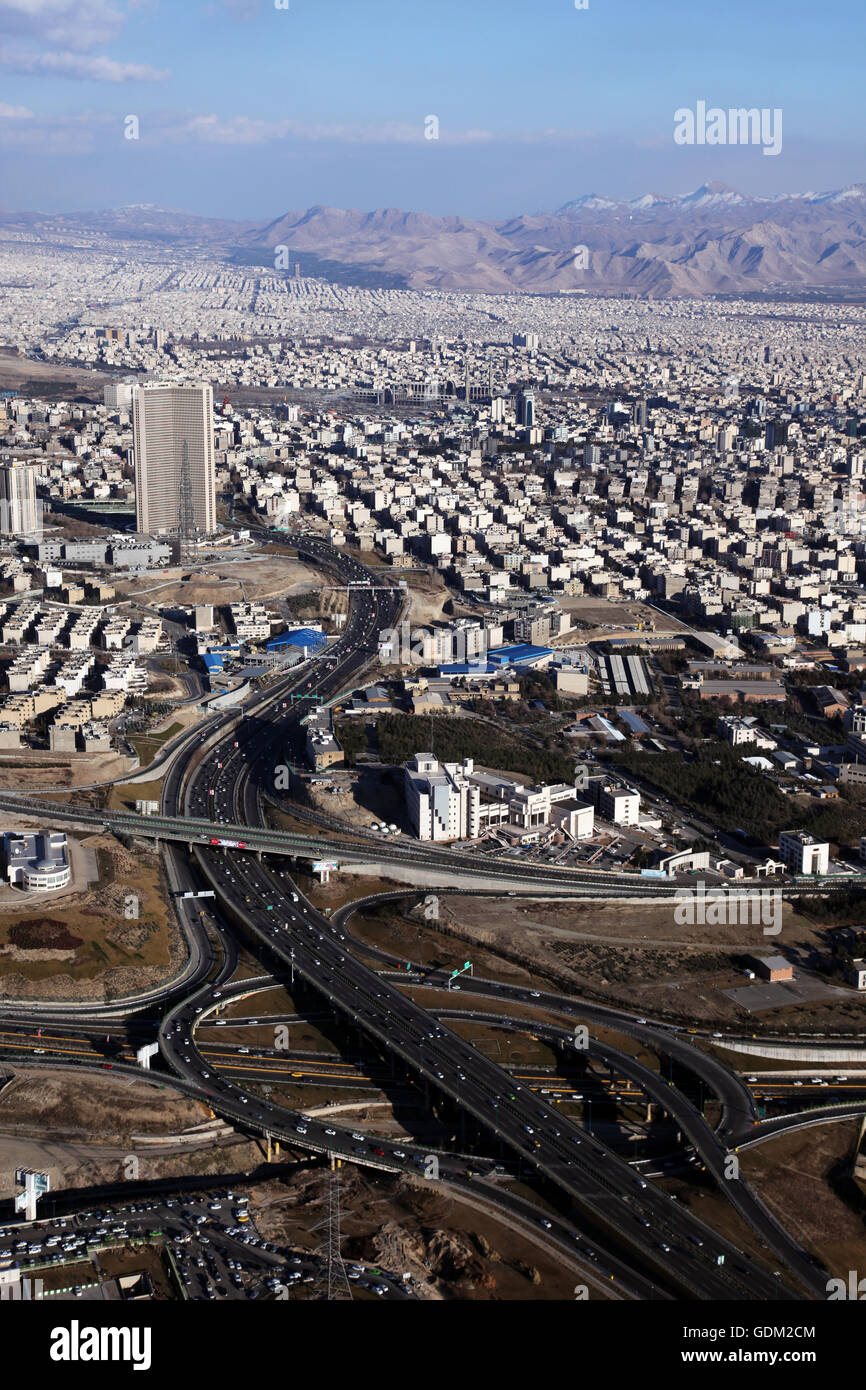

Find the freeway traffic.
[{"left": 0, "top": 529, "right": 845, "bottom": 1303}]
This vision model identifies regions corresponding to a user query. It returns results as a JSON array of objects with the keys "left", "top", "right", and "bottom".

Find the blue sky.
[{"left": 0, "top": 0, "right": 862, "bottom": 219}]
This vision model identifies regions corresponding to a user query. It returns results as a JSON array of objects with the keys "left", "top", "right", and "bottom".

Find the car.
[
  {"left": 539, "top": 1218, "right": 552, "bottom": 1230},
  {"left": 659, "top": 1242, "right": 671, "bottom": 1253}
]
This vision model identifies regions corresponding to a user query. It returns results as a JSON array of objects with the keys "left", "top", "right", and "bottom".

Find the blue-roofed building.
[
  {"left": 437, "top": 661, "right": 498, "bottom": 679},
  {"left": 619, "top": 709, "right": 650, "bottom": 735},
  {"left": 267, "top": 626, "right": 327, "bottom": 656},
  {"left": 486, "top": 643, "right": 554, "bottom": 669},
  {"left": 201, "top": 642, "right": 241, "bottom": 675}
]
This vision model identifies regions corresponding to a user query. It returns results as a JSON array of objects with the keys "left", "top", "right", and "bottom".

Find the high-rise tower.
[
  {"left": 132, "top": 383, "right": 216, "bottom": 536},
  {"left": 0, "top": 460, "right": 39, "bottom": 537}
]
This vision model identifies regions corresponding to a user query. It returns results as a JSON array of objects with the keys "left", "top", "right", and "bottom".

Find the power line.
[{"left": 312, "top": 1159, "right": 352, "bottom": 1300}]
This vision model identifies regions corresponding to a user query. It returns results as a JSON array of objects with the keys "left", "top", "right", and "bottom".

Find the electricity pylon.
[{"left": 312, "top": 1157, "right": 352, "bottom": 1300}]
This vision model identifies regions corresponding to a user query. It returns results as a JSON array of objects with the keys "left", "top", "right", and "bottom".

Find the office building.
[
  {"left": 2, "top": 830, "right": 71, "bottom": 892},
  {"left": 516, "top": 389, "right": 536, "bottom": 428},
  {"left": 0, "top": 461, "right": 39, "bottom": 537},
  {"left": 778, "top": 830, "right": 830, "bottom": 876},
  {"left": 132, "top": 383, "right": 216, "bottom": 536},
  {"left": 404, "top": 753, "right": 480, "bottom": 842}
]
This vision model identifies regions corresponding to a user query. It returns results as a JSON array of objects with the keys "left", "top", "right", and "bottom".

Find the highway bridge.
[{"left": 0, "top": 528, "right": 843, "bottom": 1302}]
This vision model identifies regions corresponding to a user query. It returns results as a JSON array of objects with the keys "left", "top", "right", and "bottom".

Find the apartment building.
[{"left": 230, "top": 603, "right": 271, "bottom": 643}]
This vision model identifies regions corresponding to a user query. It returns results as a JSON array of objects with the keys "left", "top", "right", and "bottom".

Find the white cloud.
[
  {"left": 0, "top": 47, "right": 170, "bottom": 81},
  {"left": 0, "top": 0, "right": 125, "bottom": 52},
  {"left": 0, "top": 107, "right": 116, "bottom": 153},
  {"left": 168, "top": 115, "right": 496, "bottom": 146},
  {"left": 0, "top": 104, "right": 606, "bottom": 155},
  {"left": 0, "top": 100, "right": 34, "bottom": 116}
]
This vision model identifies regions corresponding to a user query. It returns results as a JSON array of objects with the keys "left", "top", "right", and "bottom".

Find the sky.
[{"left": 0, "top": 0, "right": 863, "bottom": 222}]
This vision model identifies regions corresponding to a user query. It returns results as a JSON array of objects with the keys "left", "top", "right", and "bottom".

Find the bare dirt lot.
[
  {"left": 557, "top": 595, "right": 688, "bottom": 635},
  {"left": 0, "top": 1069, "right": 262, "bottom": 1197},
  {"left": 0, "top": 354, "right": 112, "bottom": 395},
  {"left": 0, "top": 1061, "right": 268, "bottom": 1195},
  {"left": 401, "top": 571, "right": 460, "bottom": 627},
  {"left": 0, "top": 834, "right": 180, "bottom": 997},
  {"left": 741, "top": 1121, "right": 866, "bottom": 1280},
  {"left": 0, "top": 749, "right": 136, "bottom": 790},
  {"left": 356, "top": 894, "right": 866, "bottom": 1032},
  {"left": 116, "top": 555, "right": 326, "bottom": 610},
  {"left": 250, "top": 1165, "right": 597, "bottom": 1300}
]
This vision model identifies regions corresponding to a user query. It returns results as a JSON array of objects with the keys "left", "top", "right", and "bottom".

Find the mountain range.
[{"left": 4, "top": 182, "right": 866, "bottom": 297}]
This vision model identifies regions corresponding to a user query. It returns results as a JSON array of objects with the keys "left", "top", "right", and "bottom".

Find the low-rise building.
[
  {"left": 590, "top": 779, "right": 641, "bottom": 826},
  {"left": 2, "top": 830, "right": 71, "bottom": 892}
]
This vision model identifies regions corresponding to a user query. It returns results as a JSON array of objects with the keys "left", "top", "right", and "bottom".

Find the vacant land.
[
  {"left": 0, "top": 1070, "right": 257, "bottom": 1196},
  {"left": 0, "top": 749, "right": 136, "bottom": 790},
  {"left": 741, "top": 1121, "right": 866, "bottom": 1280},
  {"left": 0, "top": 834, "right": 179, "bottom": 997},
  {"left": 116, "top": 554, "right": 324, "bottom": 610},
  {"left": 363, "top": 893, "right": 866, "bottom": 1032},
  {"left": 250, "top": 1165, "right": 600, "bottom": 1300}
]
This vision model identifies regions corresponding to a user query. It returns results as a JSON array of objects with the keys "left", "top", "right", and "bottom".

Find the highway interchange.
[{"left": 1, "top": 530, "right": 863, "bottom": 1303}]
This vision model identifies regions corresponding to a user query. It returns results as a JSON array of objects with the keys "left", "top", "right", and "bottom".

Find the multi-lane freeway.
[{"left": 0, "top": 530, "right": 846, "bottom": 1302}]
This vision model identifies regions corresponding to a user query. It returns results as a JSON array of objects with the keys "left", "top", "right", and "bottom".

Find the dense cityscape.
[{"left": 0, "top": 0, "right": 863, "bottom": 1370}]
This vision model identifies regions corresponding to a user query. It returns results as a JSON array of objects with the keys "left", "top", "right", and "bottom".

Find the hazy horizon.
[{"left": 0, "top": 0, "right": 862, "bottom": 221}]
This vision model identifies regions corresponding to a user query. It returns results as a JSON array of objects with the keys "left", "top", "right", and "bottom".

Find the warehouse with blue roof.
[
  {"left": 486, "top": 643, "right": 555, "bottom": 669},
  {"left": 266, "top": 627, "right": 327, "bottom": 656}
]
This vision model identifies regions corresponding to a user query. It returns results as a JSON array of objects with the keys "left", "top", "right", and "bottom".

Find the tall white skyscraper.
[
  {"left": 0, "top": 460, "right": 39, "bottom": 537},
  {"left": 132, "top": 383, "right": 216, "bottom": 536}
]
